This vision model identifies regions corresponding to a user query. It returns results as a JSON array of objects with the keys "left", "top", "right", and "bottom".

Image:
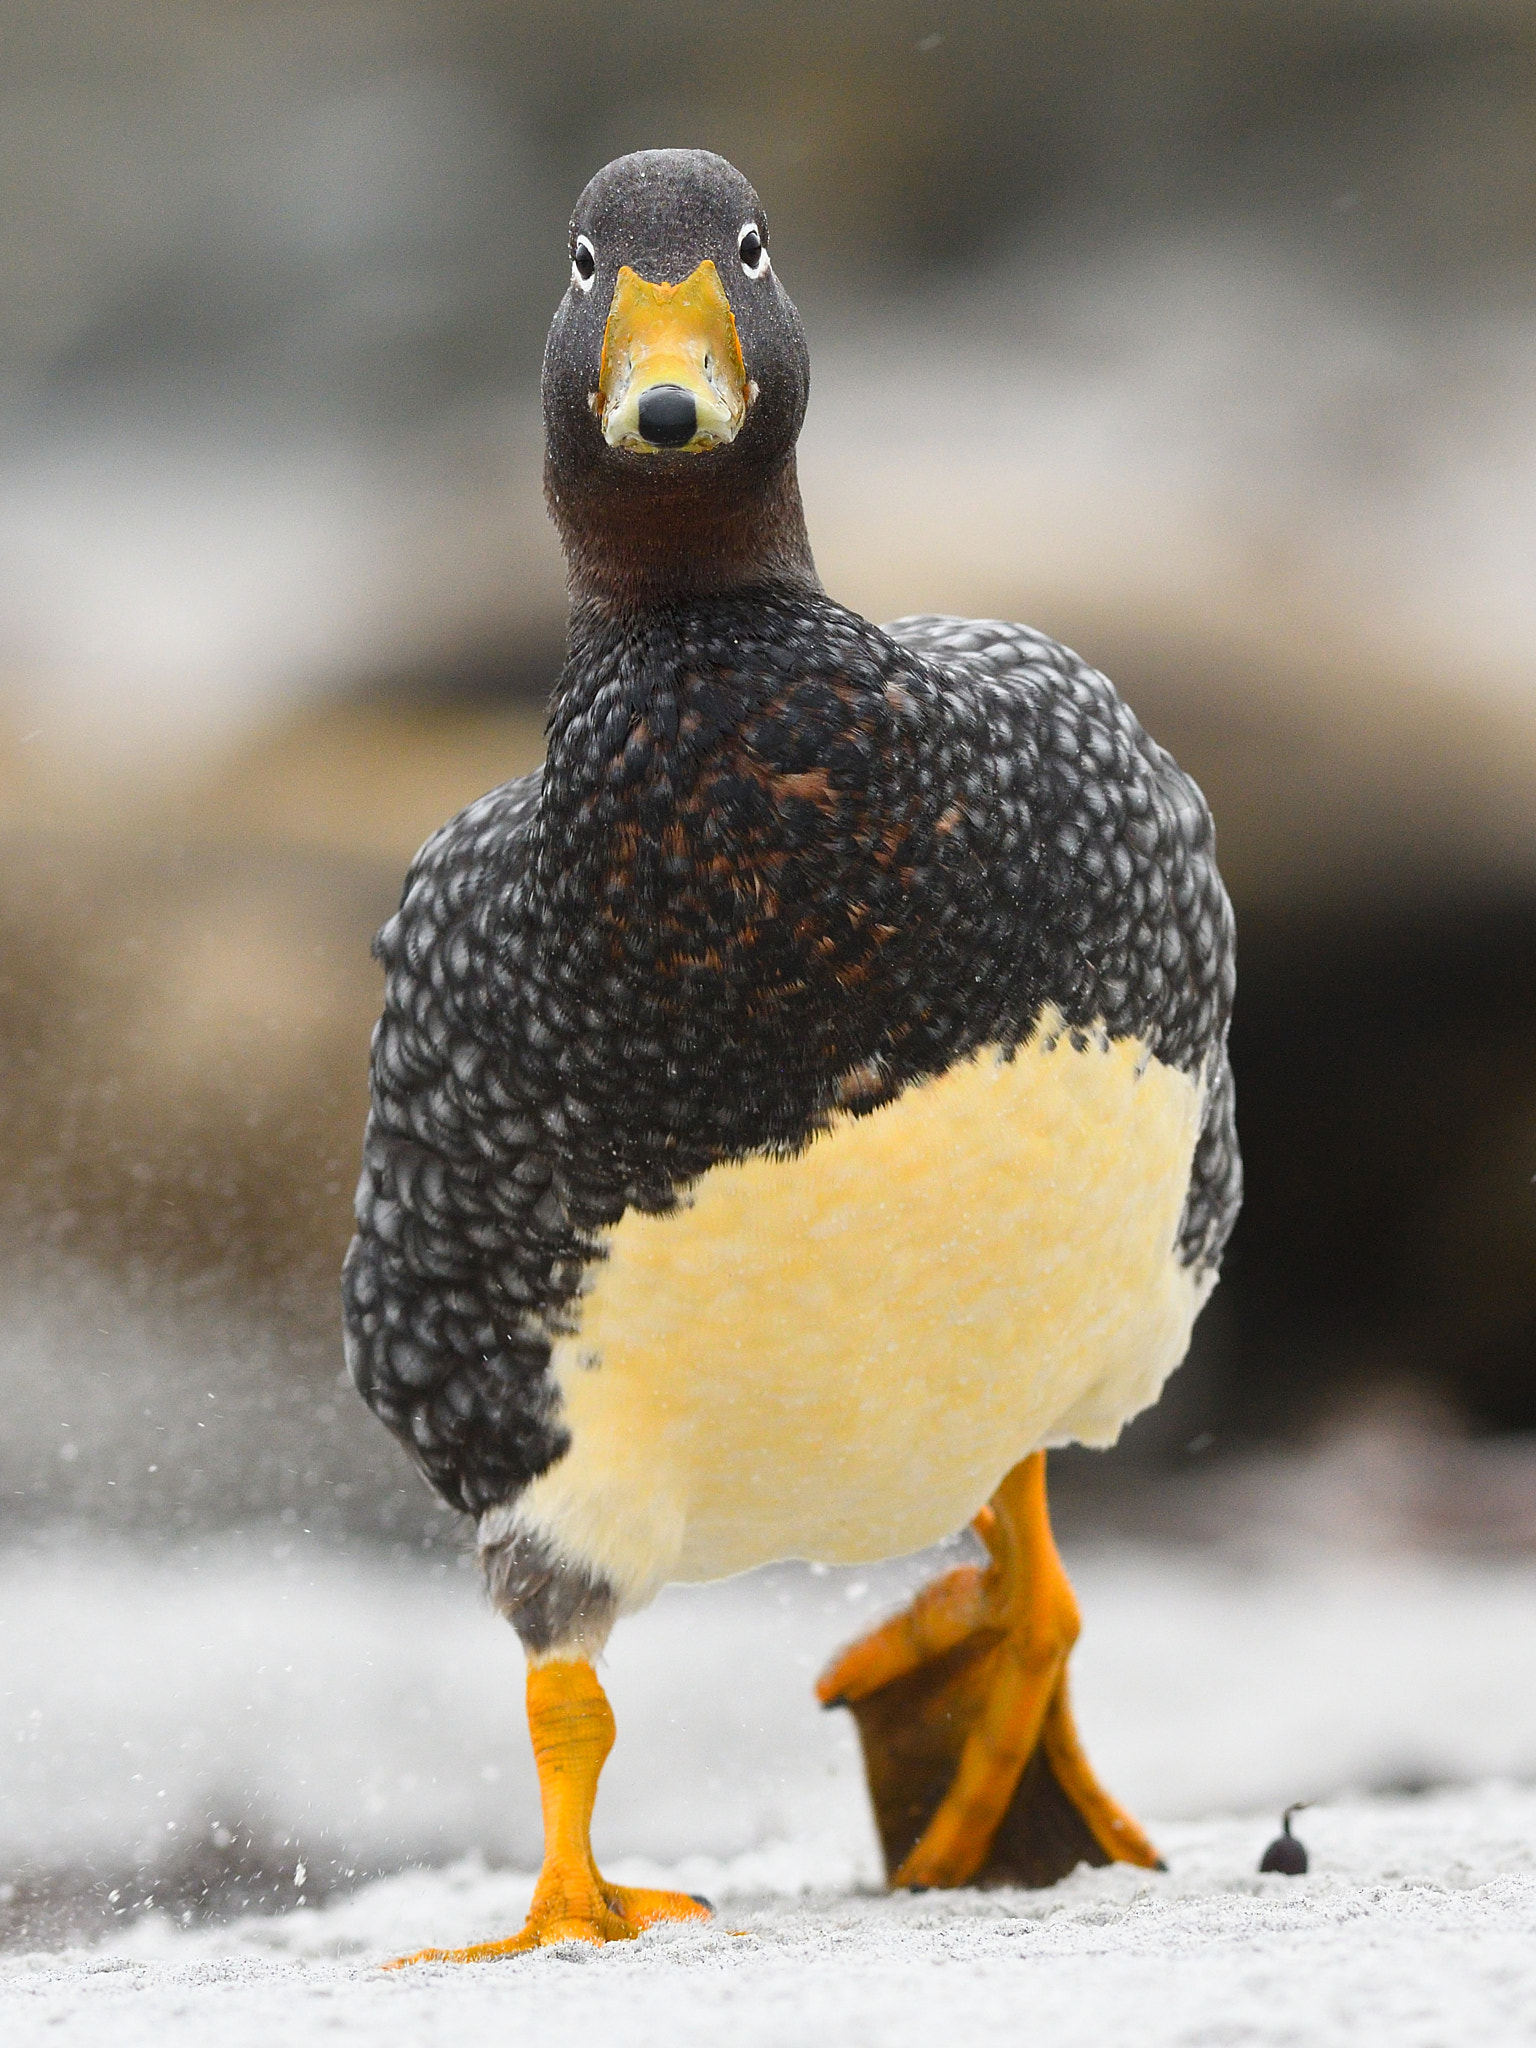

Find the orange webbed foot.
[
  {"left": 816, "top": 1562, "right": 995, "bottom": 1709},
  {"left": 384, "top": 1656, "right": 711, "bottom": 1967},
  {"left": 385, "top": 1877, "right": 709, "bottom": 1967},
  {"left": 819, "top": 1454, "right": 1161, "bottom": 1891}
]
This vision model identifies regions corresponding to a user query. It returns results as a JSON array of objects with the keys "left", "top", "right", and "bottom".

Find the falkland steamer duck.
[{"left": 343, "top": 148, "right": 1240, "bottom": 1959}]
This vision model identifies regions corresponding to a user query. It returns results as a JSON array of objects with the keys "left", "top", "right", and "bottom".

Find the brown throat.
[{"left": 547, "top": 451, "right": 820, "bottom": 613}]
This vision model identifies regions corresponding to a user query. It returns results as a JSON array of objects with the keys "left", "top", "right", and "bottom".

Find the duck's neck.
[{"left": 548, "top": 451, "right": 820, "bottom": 615}]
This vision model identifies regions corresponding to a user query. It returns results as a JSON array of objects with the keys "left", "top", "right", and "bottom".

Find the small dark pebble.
[{"left": 1259, "top": 1803, "right": 1309, "bottom": 1875}]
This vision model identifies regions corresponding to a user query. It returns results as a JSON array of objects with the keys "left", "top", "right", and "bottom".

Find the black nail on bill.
[{"left": 637, "top": 384, "right": 697, "bottom": 447}]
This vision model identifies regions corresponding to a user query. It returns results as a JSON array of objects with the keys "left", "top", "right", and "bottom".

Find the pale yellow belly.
[{"left": 505, "top": 1016, "right": 1210, "bottom": 1610}]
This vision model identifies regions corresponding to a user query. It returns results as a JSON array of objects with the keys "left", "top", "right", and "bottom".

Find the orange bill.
[{"left": 595, "top": 260, "right": 753, "bottom": 452}]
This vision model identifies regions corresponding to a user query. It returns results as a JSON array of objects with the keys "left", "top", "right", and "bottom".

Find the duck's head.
[{"left": 542, "top": 149, "right": 816, "bottom": 607}]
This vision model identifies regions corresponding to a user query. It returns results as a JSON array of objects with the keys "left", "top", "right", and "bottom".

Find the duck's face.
[{"left": 542, "top": 150, "right": 810, "bottom": 506}]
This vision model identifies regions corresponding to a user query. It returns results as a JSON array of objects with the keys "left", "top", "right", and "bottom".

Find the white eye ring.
[
  {"left": 571, "top": 234, "right": 596, "bottom": 293},
  {"left": 737, "top": 221, "right": 770, "bottom": 279}
]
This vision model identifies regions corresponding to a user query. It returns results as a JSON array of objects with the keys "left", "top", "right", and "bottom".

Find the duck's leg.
[
  {"left": 387, "top": 1658, "right": 710, "bottom": 1964},
  {"left": 817, "top": 1452, "right": 1160, "bottom": 1889}
]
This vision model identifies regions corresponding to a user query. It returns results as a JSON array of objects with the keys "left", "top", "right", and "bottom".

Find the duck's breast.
[{"left": 512, "top": 1013, "right": 1210, "bottom": 1606}]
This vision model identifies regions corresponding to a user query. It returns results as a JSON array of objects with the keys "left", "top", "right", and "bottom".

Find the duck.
[{"left": 342, "top": 146, "right": 1240, "bottom": 1960}]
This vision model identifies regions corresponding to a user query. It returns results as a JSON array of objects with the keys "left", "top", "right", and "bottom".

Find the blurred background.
[{"left": 2, "top": 0, "right": 1534, "bottom": 1954}]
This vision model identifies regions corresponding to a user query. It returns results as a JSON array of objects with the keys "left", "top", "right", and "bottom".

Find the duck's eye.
[
  {"left": 571, "top": 235, "right": 596, "bottom": 292},
  {"left": 737, "top": 223, "right": 769, "bottom": 278}
]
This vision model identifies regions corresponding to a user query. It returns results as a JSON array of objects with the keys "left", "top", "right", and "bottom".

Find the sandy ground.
[
  {"left": 6, "top": 1789, "right": 1536, "bottom": 2048},
  {"left": 3, "top": 1522, "right": 1536, "bottom": 2042}
]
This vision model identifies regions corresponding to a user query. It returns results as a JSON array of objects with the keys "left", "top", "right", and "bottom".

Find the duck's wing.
[
  {"left": 885, "top": 612, "right": 1241, "bottom": 1280},
  {"left": 391, "top": 765, "right": 544, "bottom": 909},
  {"left": 342, "top": 766, "right": 568, "bottom": 1516}
]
